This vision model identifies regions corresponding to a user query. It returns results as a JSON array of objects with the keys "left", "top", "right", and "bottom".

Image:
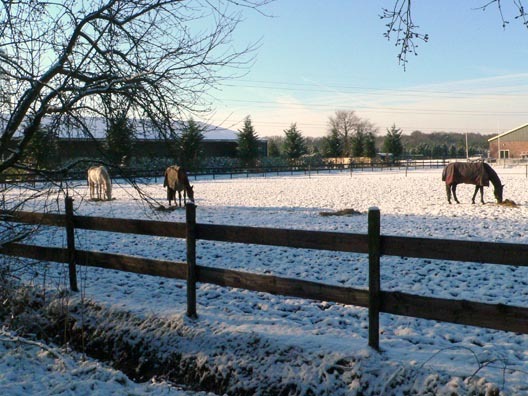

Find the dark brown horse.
[
  {"left": 163, "top": 166, "right": 194, "bottom": 206},
  {"left": 442, "top": 162, "right": 503, "bottom": 204}
]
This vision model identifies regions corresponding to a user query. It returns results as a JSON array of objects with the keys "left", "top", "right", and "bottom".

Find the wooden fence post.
[
  {"left": 186, "top": 202, "right": 198, "bottom": 318},
  {"left": 368, "top": 206, "right": 381, "bottom": 351},
  {"left": 65, "top": 196, "right": 78, "bottom": 292}
]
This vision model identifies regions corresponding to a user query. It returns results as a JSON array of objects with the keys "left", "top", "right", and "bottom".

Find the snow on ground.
[
  {"left": 3, "top": 164, "right": 528, "bottom": 394},
  {"left": 0, "top": 329, "right": 212, "bottom": 395}
]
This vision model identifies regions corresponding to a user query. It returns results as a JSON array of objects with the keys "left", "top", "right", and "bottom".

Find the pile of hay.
[
  {"left": 498, "top": 199, "right": 519, "bottom": 208},
  {"left": 319, "top": 208, "right": 362, "bottom": 217},
  {"left": 154, "top": 205, "right": 180, "bottom": 212}
]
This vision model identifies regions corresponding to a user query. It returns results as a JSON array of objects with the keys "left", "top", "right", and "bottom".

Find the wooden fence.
[
  {"left": 1, "top": 197, "right": 528, "bottom": 350},
  {"left": 0, "top": 159, "right": 448, "bottom": 185}
]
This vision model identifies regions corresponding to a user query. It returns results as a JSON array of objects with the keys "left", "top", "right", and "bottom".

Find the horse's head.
[
  {"left": 187, "top": 185, "right": 195, "bottom": 203},
  {"left": 494, "top": 184, "right": 504, "bottom": 203}
]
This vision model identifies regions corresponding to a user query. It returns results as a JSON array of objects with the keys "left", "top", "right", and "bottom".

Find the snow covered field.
[{"left": 3, "top": 165, "right": 528, "bottom": 394}]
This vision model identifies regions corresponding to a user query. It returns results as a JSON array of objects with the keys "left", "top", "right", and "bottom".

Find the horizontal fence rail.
[
  {"left": 1, "top": 199, "right": 528, "bottom": 350},
  {"left": 0, "top": 160, "right": 449, "bottom": 184}
]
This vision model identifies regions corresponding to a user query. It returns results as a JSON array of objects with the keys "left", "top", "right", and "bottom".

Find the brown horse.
[
  {"left": 163, "top": 165, "right": 194, "bottom": 206},
  {"left": 442, "top": 162, "right": 503, "bottom": 204}
]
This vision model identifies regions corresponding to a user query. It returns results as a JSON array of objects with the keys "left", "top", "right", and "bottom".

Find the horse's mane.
[{"left": 483, "top": 162, "right": 502, "bottom": 189}]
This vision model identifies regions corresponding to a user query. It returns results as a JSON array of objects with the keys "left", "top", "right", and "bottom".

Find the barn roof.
[
  {"left": 39, "top": 116, "right": 240, "bottom": 141},
  {"left": 488, "top": 122, "right": 528, "bottom": 142}
]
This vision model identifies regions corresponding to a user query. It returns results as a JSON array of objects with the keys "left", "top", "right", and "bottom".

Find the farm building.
[
  {"left": 24, "top": 116, "right": 268, "bottom": 162},
  {"left": 488, "top": 123, "right": 528, "bottom": 160},
  {"left": 3, "top": 118, "right": 268, "bottom": 161}
]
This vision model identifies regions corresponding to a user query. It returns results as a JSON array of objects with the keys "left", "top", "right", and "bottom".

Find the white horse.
[{"left": 87, "top": 165, "right": 112, "bottom": 201}]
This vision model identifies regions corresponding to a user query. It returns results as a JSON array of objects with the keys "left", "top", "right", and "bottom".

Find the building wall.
[
  {"left": 489, "top": 125, "right": 528, "bottom": 159},
  {"left": 57, "top": 138, "right": 267, "bottom": 161},
  {"left": 490, "top": 140, "right": 528, "bottom": 159}
]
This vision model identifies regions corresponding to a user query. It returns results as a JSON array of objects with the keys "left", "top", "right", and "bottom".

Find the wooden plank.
[
  {"left": 197, "top": 224, "right": 369, "bottom": 253},
  {"left": 197, "top": 265, "right": 370, "bottom": 307},
  {"left": 381, "top": 290, "right": 528, "bottom": 334},
  {"left": 0, "top": 210, "right": 65, "bottom": 227},
  {"left": 0, "top": 243, "right": 68, "bottom": 262},
  {"left": 382, "top": 235, "right": 528, "bottom": 266},
  {"left": 75, "top": 250, "right": 187, "bottom": 279},
  {"left": 0, "top": 243, "right": 187, "bottom": 280},
  {"left": 74, "top": 215, "right": 186, "bottom": 238}
]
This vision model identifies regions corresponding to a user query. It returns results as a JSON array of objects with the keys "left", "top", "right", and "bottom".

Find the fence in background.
[
  {"left": 0, "top": 159, "right": 449, "bottom": 185},
  {"left": 1, "top": 198, "right": 528, "bottom": 350}
]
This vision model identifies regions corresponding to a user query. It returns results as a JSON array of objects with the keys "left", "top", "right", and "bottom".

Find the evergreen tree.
[
  {"left": 364, "top": 132, "right": 377, "bottom": 158},
  {"left": 417, "top": 143, "right": 432, "bottom": 157},
  {"left": 282, "top": 123, "right": 307, "bottom": 160},
  {"left": 350, "top": 129, "right": 365, "bottom": 157},
  {"left": 322, "top": 127, "right": 343, "bottom": 157},
  {"left": 24, "top": 126, "right": 59, "bottom": 169},
  {"left": 237, "top": 116, "right": 259, "bottom": 167},
  {"left": 178, "top": 118, "right": 204, "bottom": 170},
  {"left": 382, "top": 124, "right": 403, "bottom": 158},
  {"left": 267, "top": 138, "right": 282, "bottom": 157},
  {"left": 106, "top": 112, "right": 134, "bottom": 165}
]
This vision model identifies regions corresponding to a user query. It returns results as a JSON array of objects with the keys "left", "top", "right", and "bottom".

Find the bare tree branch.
[
  {"left": 381, "top": 0, "right": 528, "bottom": 69},
  {"left": 0, "top": 0, "right": 269, "bottom": 172}
]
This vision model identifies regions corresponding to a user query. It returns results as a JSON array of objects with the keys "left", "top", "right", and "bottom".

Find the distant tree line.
[
  {"left": 262, "top": 110, "right": 491, "bottom": 163},
  {"left": 23, "top": 110, "right": 492, "bottom": 172}
]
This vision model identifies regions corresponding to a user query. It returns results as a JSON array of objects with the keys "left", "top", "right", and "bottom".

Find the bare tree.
[
  {"left": 328, "top": 110, "right": 360, "bottom": 157},
  {"left": 0, "top": 0, "right": 272, "bottom": 251},
  {"left": 0, "top": 0, "right": 269, "bottom": 175}
]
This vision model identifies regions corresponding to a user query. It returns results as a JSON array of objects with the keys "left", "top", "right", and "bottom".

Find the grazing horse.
[
  {"left": 442, "top": 162, "right": 503, "bottom": 204},
  {"left": 163, "top": 165, "right": 194, "bottom": 206},
  {"left": 87, "top": 165, "right": 112, "bottom": 201}
]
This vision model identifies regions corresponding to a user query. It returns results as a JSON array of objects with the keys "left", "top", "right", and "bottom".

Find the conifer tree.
[
  {"left": 383, "top": 124, "right": 404, "bottom": 158},
  {"left": 267, "top": 139, "right": 281, "bottom": 157},
  {"left": 282, "top": 123, "right": 307, "bottom": 161},
  {"left": 24, "top": 126, "right": 59, "bottom": 169},
  {"left": 237, "top": 116, "right": 259, "bottom": 167},
  {"left": 106, "top": 113, "right": 135, "bottom": 165},
  {"left": 178, "top": 118, "right": 204, "bottom": 170},
  {"left": 322, "top": 127, "right": 343, "bottom": 157}
]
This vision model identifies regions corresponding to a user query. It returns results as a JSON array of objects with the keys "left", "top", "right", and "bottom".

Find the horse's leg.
[
  {"left": 178, "top": 190, "right": 182, "bottom": 207},
  {"left": 452, "top": 184, "right": 460, "bottom": 204},
  {"left": 471, "top": 186, "right": 479, "bottom": 204},
  {"left": 479, "top": 186, "right": 485, "bottom": 204},
  {"left": 445, "top": 184, "right": 452, "bottom": 204}
]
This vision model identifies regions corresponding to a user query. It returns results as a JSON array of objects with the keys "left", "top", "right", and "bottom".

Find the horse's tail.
[
  {"left": 163, "top": 169, "right": 168, "bottom": 187},
  {"left": 107, "top": 180, "right": 112, "bottom": 200},
  {"left": 441, "top": 164, "right": 448, "bottom": 182}
]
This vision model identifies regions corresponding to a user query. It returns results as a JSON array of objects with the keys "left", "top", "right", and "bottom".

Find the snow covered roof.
[
  {"left": 38, "top": 116, "right": 239, "bottom": 141},
  {"left": 488, "top": 122, "right": 528, "bottom": 142}
]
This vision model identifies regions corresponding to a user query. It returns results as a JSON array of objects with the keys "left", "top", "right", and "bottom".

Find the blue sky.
[{"left": 204, "top": 1, "right": 528, "bottom": 137}]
